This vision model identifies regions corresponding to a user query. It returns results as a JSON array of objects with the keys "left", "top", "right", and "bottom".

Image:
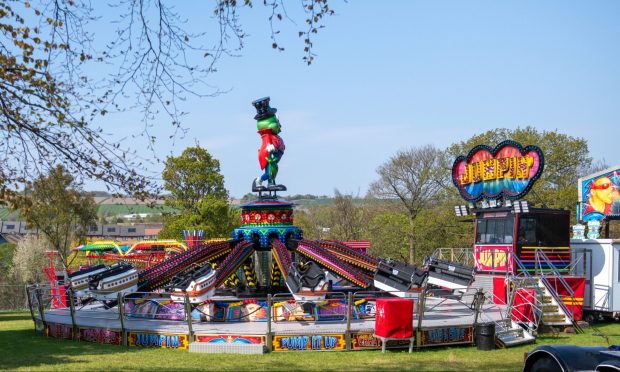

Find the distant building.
[{"left": 0, "top": 220, "right": 163, "bottom": 244}]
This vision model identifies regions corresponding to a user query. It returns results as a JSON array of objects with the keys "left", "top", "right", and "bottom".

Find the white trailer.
[{"left": 571, "top": 239, "right": 620, "bottom": 321}]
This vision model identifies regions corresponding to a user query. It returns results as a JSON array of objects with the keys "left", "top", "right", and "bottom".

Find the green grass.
[{"left": 2, "top": 311, "right": 620, "bottom": 371}]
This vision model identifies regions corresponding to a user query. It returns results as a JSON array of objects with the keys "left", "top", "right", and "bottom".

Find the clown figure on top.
[{"left": 252, "top": 97, "right": 287, "bottom": 192}]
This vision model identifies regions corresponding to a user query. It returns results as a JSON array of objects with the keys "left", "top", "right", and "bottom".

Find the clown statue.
[{"left": 252, "top": 97, "right": 286, "bottom": 191}]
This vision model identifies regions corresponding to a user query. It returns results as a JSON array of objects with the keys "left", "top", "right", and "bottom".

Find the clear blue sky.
[{"left": 93, "top": 1, "right": 620, "bottom": 198}]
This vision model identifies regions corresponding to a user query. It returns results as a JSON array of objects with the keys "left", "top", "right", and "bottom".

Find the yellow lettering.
[
  {"left": 482, "top": 159, "right": 497, "bottom": 181},
  {"left": 460, "top": 156, "right": 535, "bottom": 185}
]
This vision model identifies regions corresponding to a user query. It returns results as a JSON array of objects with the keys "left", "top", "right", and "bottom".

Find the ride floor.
[{"left": 38, "top": 297, "right": 506, "bottom": 336}]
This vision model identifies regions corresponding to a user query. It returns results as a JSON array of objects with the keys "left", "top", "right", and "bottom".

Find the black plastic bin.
[{"left": 474, "top": 322, "right": 496, "bottom": 351}]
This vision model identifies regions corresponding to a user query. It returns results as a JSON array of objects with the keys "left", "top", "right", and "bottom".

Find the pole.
[
  {"left": 25, "top": 285, "right": 36, "bottom": 325},
  {"left": 117, "top": 292, "right": 127, "bottom": 347},
  {"left": 267, "top": 294, "right": 273, "bottom": 352},
  {"left": 184, "top": 293, "right": 194, "bottom": 344},
  {"left": 36, "top": 286, "right": 47, "bottom": 329},
  {"left": 473, "top": 289, "right": 485, "bottom": 326},
  {"left": 416, "top": 288, "right": 426, "bottom": 349},
  {"left": 68, "top": 289, "right": 78, "bottom": 341},
  {"left": 346, "top": 292, "right": 352, "bottom": 351}
]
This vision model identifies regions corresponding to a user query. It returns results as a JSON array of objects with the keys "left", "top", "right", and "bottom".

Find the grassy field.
[{"left": 2, "top": 311, "right": 620, "bottom": 371}]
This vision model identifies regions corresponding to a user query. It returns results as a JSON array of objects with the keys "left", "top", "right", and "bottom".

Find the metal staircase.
[
  {"left": 436, "top": 247, "right": 583, "bottom": 348},
  {"left": 534, "top": 250, "right": 583, "bottom": 333},
  {"left": 494, "top": 318, "right": 536, "bottom": 348}
]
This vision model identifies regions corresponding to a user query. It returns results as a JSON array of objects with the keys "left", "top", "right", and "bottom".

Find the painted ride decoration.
[
  {"left": 577, "top": 165, "right": 620, "bottom": 222},
  {"left": 251, "top": 97, "right": 286, "bottom": 193}
]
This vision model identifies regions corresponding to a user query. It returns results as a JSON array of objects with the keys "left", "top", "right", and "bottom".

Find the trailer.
[{"left": 571, "top": 239, "right": 620, "bottom": 322}]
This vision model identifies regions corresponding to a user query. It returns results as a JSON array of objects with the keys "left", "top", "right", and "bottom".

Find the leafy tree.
[
  {"left": 328, "top": 190, "right": 366, "bottom": 241},
  {"left": 162, "top": 146, "right": 228, "bottom": 212},
  {"left": 0, "top": 242, "right": 16, "bottom": 278},
  {"left": 447, "top": 126, "right": 591, "bottom": 214},
  {"left": 159, "top": 146, "right": 237, "bottom": 240},
  {"left": 0, "top": 1, "right": 339, "bottom": 199},
  {"left": 11, "top": 165, "right": 97, "bottom": 266},
  {"left": 369, "top": 145, "right": 448, "bottom": 264},
  {"left": 11, "top": 235, "right": 52, "bottom": 284},
  {"left": 293, "top": 206, "right": 331, "bottom": 240},
  {"left": 367, "top": 210, "right": 409, "bottom": 262}
]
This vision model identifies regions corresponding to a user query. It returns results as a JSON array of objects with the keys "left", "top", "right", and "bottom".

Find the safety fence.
[{"left": 25, "top": 285, "right": 494, "bottom": 351}]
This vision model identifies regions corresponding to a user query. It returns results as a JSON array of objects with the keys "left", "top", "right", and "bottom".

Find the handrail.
[
  {"left": 535, "top": 250, "right": 575, "bottom": 298},
  {"left": 508, "top": 253, "right": 545, "bottom": 332},
  {"left": 534, "top": 249, "right": 583, "bottom": 333},
  {"left": 431, "top": 248, "right": 475, "bottom": 267}
]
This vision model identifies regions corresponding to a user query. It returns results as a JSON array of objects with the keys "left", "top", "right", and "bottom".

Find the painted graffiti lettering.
[
  {"left": 278, "top": 335, "right": 339, "bottom": 350},
  {"left": 80, "top": 328, "right": 120, "bottom": 344},
  {"left": 134, "top": 333, "right": 181, "bottom": 348},
  {"left": 424, "top": 327, "right": 471, "bottom": 345}
]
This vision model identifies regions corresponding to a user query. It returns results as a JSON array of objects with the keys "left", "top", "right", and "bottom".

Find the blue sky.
[{"left": 93, "top": 1, "right": 619, "bottom": 198}]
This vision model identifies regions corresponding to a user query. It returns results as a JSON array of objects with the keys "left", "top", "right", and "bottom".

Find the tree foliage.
[
  {"left": 11, "top": 235, "right": 52, "bottom": 284},
  {"left": 159, "top": 146, "right": 237, "bottom": 240},
  {"left": 0, "top": 0, "right": 339, "bottom": 199},
  {"left": 369, "top": 145, "right": 449, "bottom": 264},
  {"left": 0, "top": 1, "right": 159, "bottom": 199},
  {"left": 328, "top": 190, "right": 366, "bottom": 241},
  {"left": 162, "top": 146, "right": 228, "bottom": 212},
  {"left": 0, "top": 242, "right": 16, "bottom": 278},
  {"left": 11, "top": 165, "right": 97, "bottom": 266}
]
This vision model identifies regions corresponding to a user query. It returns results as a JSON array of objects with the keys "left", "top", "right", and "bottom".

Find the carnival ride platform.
[{"left": 32, "top": 293, "right": 507, "bottom": 352}]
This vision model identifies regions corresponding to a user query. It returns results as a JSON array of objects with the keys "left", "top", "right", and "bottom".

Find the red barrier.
[
  {"left": 512, "top": 288, "right": 535, "bottom": 322},
  {"left": 375, "top": 298, "right": 414, "bottom": 339},
  {"left": 545, "top": 276, "right": 585, "bottom": 321}
]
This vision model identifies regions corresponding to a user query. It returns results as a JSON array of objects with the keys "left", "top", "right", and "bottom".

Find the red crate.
[{"left": 375, "top": 298, "right": 414, "bottom": 338}]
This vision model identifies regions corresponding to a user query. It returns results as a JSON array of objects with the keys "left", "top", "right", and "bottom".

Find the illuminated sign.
[
  {"left": 578, "top": 165, "right": 620, "bottom": 221},
  {"left": 452, "top": 140, "right": 544, "bottom": 202},
  {"left": 128, "top": 332, "right": 189, "bottom": 349},
  {"left": 272, "top": 334, "right": 346, "bottom": 351}
]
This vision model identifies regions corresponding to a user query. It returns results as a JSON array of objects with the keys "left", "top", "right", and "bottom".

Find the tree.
[
  {"left": 162, "top": 146, "right": 228, "bottom": 212},
  {"left": 369, "top": 145, "right": 448, "bottom": 265},
  {"left": 11, "top": 165, "right": 97, "bottom": 266},
  {"left": 328, "top": 190, "right": 366, "bottom": 241},
  {"left": 0, "top": 1, "right": 338, "bottom": 200},
  {"left": 158, "top": 146, "right": 237, "bottom": 240},
  {"left": 11, "top": 235, "right": 53, "bottom": 284},
  {"left": 367, "top": 210, "right": 409, "bottom": 262},
  {"left": 447, "top": 126, "right": 591, "bottom": 213},
  {"left": 0, "top": 242, "right": 16, "bottom": 278}
]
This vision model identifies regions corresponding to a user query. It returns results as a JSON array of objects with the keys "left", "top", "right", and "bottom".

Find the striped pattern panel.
[
  {"left": 297, "top": 240, "right": 370, "bottom": 288},
  {"left": 317, "top": 240, "right": 379, "bottom": 273},
  {"left": 518, "top": 246, "right": 570, "bottom": 274},
  {"left": 138, "top": 240, "right": 233, "bottom": 291}
]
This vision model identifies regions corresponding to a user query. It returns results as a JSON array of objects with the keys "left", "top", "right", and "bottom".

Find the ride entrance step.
[
  {"left": 494, "top": 320, "right": 536, "bottom": 348},
  {"left": 189, "top": 342, "right": 266, "bottom": 354}
]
